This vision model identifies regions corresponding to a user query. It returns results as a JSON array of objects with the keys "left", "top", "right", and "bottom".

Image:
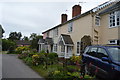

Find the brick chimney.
[
  {"left": 61, "top": 14, "right": 67, "bottom": 24},
  {"left": 72, "top": 5, "right": 81, "bottom": 18}
]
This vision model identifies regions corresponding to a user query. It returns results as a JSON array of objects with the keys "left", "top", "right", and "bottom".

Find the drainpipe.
[{"left": 91, "top": 11, "right": 94, "bottom": 45}]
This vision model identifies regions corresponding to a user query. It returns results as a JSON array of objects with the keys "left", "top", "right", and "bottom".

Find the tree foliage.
[
  {"left": 29, "top": 33, "right": 43, "bottom": 50},
  {"left": 2, "top": 39, "right": 16, "bottom": 52},
  {"left": 8, "top": 32, "right": 22, "bottom": 41},
  {"left": 22, "top": 36, "right": 29, "bottom": 41}
]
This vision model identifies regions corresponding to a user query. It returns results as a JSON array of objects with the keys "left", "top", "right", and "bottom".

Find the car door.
[
  {"left": 95, "top": 47, "right": 113, "bottom": 78},
  {"left": 84, "top": 47, "right": 98, "bottom": 74}
]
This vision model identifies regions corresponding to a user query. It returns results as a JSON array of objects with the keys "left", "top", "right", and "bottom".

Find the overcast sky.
[{"left": 0, "top": 0, "right": 109, "bottom": 38}]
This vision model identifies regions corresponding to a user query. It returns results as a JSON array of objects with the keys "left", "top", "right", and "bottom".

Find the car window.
[
  {"left": 86, "top": 47, "right": 97, "bottom": 57},
  {"left": 97, "top": 48, "right": 108, "bottom": 59},
  {"left": 90, "top": 47, "right": 97, "bottom": 52},
  {"left": 108, "top": 47, "right": 120, "bottom": 62},
  {"left": 84, "top": 47, "right": 90, "bottom": 53}
]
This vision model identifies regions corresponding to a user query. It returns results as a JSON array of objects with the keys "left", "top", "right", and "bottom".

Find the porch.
[
  {"left": 38, "top": 37, "right": 53, "bottom": 53},
  {"left": 58, "top": 34, "right": 74, "bottom": 58}
]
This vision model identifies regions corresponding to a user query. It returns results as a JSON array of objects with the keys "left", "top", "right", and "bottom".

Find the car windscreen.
[{"left": 108, "top": 47, "right": 120, "bottom": 62}]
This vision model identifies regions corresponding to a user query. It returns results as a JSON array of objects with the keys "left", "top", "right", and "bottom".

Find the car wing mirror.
[{"left": 102, "top": 57, "right": 109, "bottom": 62}]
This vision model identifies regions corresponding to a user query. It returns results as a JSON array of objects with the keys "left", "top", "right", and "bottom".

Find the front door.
[{"left": 67, "top": 46, "right": 72, "bottom": 57}]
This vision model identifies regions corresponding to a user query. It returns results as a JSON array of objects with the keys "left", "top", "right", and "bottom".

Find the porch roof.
[
  {"left": 38, "top": 37, "right": 53, "bottom": 45},
  {"left": 45, "top": 37, "right": 53, "bottom": 45},
  {"left": 61, "top": 34, "right": 74, "bottom": 45},
  {"left": 38, "top": 39, "right": 45, "bottom": 44}
]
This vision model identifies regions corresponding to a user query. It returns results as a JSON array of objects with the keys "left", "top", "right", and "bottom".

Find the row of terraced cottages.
[{"left": 38, "top": 0, "right": 120, "bottom": 58}]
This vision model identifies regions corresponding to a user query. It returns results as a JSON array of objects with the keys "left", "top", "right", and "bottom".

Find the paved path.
[{"left": 2, "top": 54, "right": 43, "bottom": 79}]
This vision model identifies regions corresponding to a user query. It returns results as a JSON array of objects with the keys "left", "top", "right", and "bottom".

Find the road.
[{"left": 2, "top": 54, "right": 43, "bottom": 79}]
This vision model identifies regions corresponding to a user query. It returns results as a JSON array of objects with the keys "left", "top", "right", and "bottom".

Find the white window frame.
[
  {"left": 95, "top": 16, "right": 100, "bottom": 26},
  {"left": 109, "top": 11, "right": 120, "bottom": 28},
  {"left": 68, "top": 22, "right": 73, "bottom": 32},
  {"left": 108, "top": 39, "right": 119, "bottom": 45}
]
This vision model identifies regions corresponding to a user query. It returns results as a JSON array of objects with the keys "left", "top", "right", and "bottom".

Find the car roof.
[{"left": 88, "top": 45, "right": 120, "bottom": 48}]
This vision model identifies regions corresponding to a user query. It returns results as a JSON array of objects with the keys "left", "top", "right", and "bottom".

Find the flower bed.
[{"left": 17, "top": 48, "right": 95, "bottom": 80}]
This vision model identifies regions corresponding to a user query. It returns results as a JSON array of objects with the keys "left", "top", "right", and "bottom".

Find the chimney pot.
[
  {"left": 61, "top": 14, "right": 67, "bottom": 24},
  {"left": 72, "top": 5, "right": 81, "bottom": 18}
]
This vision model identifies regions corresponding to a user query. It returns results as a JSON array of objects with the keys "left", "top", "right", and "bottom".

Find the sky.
[{"left": 0, "top": 0, "right": 109, "bottom": 38}]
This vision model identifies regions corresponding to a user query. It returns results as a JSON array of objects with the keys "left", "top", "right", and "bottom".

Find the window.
[
  {"left": 95, "top": 16, "right": 100, "bottom": 26},
  {"left": 97, "top": 48, "right": 108, "bottom": 59},
  {"left": 108, "top": 40, "right": 119, "bottom": 45},
  {"left": 68, "top": 22, "right": 73, "bottom": 32},
  {"left": 54, "top": 44, "right": 57, "bottom": 52},
  {"left": 109, "top": 11, "right": 120, "bottom": 28},
  {"left": 53, "top": 28, "right": 58, "bottom": 37},
  {"left": 61, "top": 45, "right": 65, "bottom": 52},
  {"left": 77, "top": 42, "right": 80, "bottom": 54}
]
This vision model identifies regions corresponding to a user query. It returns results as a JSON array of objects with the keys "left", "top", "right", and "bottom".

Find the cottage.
[{"left": 38, "top": 0, "right": 120, "bottom": 58}]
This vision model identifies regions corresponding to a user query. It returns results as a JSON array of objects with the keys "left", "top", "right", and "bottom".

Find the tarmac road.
[{"left": 2, "top": 54, "right": 43, "bottom": 79}]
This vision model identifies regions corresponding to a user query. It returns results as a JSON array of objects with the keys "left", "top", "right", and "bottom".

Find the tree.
[
  {"left": 29, "top": 33, "right": 43, "bottom": 50},
  {"left": 8, "top": 32, "right": 22, "bottom": 41},
  {"left": 2, "top": 39, "right": 16, "bottom": 52},
  {"left": 22, "top": 36, "right": 29, "bottom": 41},
  {"left": 17, "top": 32, "right": 22, "bottom": 40},
  {"left": 29, "top": 33, "right": 37, "bottom": 40}
]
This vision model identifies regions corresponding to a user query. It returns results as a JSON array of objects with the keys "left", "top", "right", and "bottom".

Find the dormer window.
[{"left": 109, "top": 11, "right": 120, "bottom": 28}]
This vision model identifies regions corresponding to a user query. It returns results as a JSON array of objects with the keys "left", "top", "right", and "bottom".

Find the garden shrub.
[
  {"left": 28, "top": 52, "right": 38, "bottom": 57},
  {"left": 47, "top": 70, "right": 76, "bottom": 80},
  {"left": 67, "top": 65, "right": 78, "bottom": 72},
  {"left": 18, "top": 52, "right": 28, "bottom": 59},
  {"left": 48, "top": 53, "right": 58, "bottom": 64},
  {"left": 40, "top": 50, "right": 46, "bottom": 53},
  {"left": 32, "top": 53, "right": 46, "bottom": 65},
  {"left": 70, "top": 55, "right": 82, "bottom": 64},
  {"left": 15, "top": 46, "right": 30, "bottom": 54},
  {"left": 23, "top": 57, "right": 32, "bottom": 65},
  {"left": 8, "top": 46, "right": 16, "bottom": 53},
  {"left": 32, "top": 54, "right": 40, "bottom": 65},
  {"left": 30, "top": 49, "right": 37, "bottom": 53}
]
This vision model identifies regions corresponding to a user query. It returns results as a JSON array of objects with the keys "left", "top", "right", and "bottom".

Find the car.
[{"left": 82, "top": 45, "right": 120, "bottom": 80}]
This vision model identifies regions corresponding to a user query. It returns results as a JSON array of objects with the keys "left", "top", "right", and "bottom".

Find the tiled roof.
[
  {"left": 99, "top": 1, "right": 120, "bottom": 15},
  {"left": 15, "top": 40, "right": 31, "bottom": 45},
  {"left": 61, "top": 34, "right": 74, "bottom": 45}
]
